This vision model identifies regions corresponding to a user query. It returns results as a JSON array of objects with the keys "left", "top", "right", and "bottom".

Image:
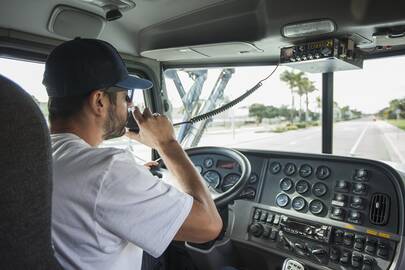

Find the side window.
[
  {"left": 0, "top": 57, "right": 49, "bottom": 118},
  {"left": 0, "top": 57, "right": 152, "bottom": 162}
]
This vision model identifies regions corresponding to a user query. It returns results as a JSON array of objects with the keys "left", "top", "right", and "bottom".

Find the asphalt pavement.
[{"left": 200, "top": 118, "right": 405, "bottom": 164}]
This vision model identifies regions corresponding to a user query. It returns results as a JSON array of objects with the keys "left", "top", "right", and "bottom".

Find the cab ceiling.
[{"left": 1, "top": 0, "right": 405, "bottom": 65}]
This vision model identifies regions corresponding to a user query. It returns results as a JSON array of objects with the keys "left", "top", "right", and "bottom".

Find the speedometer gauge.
[
  {"left": 276, "top": 193, "right": 290, "bottom": 207},
  {"left": 280, "top": 177, "right": 293, "bottom": 191},
  {"left": 292, "top": 197, "right": 307, "bottom": 211},
  {"left": 309, "top": 199, "right": 324, "bottom": 215},
  {"left": 295, "top": 180, "right": 309, "bottom": 194},
  {"left": 222, "top": 173, "right": 240, "bottom": 191},
  {"left": 203, "top": 170, "right": 221, "bottom": 188}
]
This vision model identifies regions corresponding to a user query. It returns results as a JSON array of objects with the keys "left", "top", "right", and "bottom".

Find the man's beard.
[{"left": 102, "top": 106, "right": 127, "bottom": 140}]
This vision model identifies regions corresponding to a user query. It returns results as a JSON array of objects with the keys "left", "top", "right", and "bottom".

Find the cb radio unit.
[{"left": 280, "top": 38, "right": 363, "bottom": 73}]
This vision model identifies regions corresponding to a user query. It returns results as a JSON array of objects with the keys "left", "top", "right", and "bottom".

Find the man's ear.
[{"left": 88, "top": 90, "right": 107, "bottom": 116}]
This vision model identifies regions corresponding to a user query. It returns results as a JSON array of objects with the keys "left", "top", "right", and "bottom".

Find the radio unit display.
[{"left": 280, "top": 216, "right": 332, "bottom": 243}]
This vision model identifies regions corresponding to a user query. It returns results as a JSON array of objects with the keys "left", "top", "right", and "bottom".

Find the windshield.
[
  {"left": 1, "top": 56, "right": 404, "bottom": 164},
  {"left": 164, "top": 56, "right": 405, "bottom": 164}
]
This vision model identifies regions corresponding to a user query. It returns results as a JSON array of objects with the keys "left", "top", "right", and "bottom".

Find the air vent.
[{"left": 369, "top": 193, "right": 390, "bottom": 225}]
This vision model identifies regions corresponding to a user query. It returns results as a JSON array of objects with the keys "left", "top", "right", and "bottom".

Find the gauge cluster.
[
  {"left": 190, "top": 154, "right": 262, "bottom": 201},
  {"left": 269, "top": 161, "right": 332, "bottom": 217},
  {"left": 261, "top": 157, "right": 399, "bottom": 233}
]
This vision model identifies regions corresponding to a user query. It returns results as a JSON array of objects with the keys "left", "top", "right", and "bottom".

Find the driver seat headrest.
[{"left": 0, "top": 74, "right": 62, "bottom": 269}]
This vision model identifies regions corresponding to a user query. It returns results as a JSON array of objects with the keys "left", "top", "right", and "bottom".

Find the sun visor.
[
  {"left": 141, "top": 42, "right": 263, "bottom": 61},
  {"left": 48, "top": 5, "right": 105, "bottom": 39}
]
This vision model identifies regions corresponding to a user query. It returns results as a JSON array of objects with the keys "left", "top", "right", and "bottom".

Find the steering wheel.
[{"left": 153, "top": 146, "right": 251, "bottom": 208}]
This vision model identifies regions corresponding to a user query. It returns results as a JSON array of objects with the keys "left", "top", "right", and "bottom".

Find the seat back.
[{"left": 0, "top": 74, "right": 61, "bottom": 269}]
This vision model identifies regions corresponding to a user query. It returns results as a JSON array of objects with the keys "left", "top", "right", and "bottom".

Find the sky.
[{"left": 1, "top": 56, "right": 404, "bottom": 114}]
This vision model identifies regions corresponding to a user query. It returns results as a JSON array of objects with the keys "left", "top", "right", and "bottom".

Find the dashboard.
[{"left": 188, "top": 149, "right": 405, "bottom": 270}]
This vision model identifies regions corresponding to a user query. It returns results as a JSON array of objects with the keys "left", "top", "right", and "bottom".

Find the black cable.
[{"left": 173, "top": 65, "right": 279, "bottom": 126}]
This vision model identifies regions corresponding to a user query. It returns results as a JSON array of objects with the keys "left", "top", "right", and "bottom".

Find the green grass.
[
  {"left": 387, "top": 119, "right": 405, "bottom": 130},
  {"left": 272, "top": 121, "right": 321, "bottom": 133}
]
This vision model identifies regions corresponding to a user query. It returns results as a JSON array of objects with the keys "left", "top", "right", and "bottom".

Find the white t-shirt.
[{"left": 51, "top": 133, "right": 193, "bottom": 270}]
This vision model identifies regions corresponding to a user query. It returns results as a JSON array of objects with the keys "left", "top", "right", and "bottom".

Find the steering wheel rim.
[{"left": 185, "top": 146, "right": 251, "bottom": 207}]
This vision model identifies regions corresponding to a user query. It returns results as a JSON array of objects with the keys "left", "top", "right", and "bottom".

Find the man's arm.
[
  {"left": 128, "top": 108, "right": 223, "bottom": 243},
  {"left": 158, "top": 140, "right": 222, "bottom": 243}
]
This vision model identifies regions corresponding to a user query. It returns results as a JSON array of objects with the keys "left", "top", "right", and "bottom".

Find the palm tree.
[
  {"left": 301, "top": 78, "right": 317, "bottom": 121},
  {"left": 280, "top": 70, "right": 304, "bottom": 122},
  {"left": 316, "top": 96, "right": 321, "bottom": 110},
  {"left": 295, "top": 79, "right": 306, "bottom": 121}
]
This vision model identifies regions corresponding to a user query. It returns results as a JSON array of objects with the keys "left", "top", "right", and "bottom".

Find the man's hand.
[
  {"left": 126, "top": 107, "right": 177, "bottom": 150},
  {"left": 143, "top": 160, "right": 159, "bottom": 170}
]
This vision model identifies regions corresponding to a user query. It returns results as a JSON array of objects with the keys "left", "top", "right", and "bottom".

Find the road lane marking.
[
  {"left": 350, "top": 124, "right": 369, "bottom": 156},
  {"left": 383, "top": 132, "right": 405, "bottom": 163}
]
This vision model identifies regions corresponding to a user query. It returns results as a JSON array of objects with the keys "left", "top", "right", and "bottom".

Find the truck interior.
[{"left": 1, "top": 0, "right": 405, "bottom": 270}]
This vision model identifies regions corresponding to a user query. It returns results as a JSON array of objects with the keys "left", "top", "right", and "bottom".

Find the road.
[
  {"left": 102, "top": 118, "right": 405, "bottom": 164},
  {"left": 199, "top": 118, "right": 405, "bottom": 163}
]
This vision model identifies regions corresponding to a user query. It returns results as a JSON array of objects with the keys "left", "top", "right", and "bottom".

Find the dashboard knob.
[
  {"left": 248, "top": 223, "right": 264, "bottom": 237},
  {"left": 354, "top": 168, "right": 369, "bottom": 181},
  {"left": 348, "top": 211, "right": 362, "bottom": 224},
  {"left": 335, "top": 180, "right": 349, "bottom": 192},
  {"left": 305, "top": 227, "right": 314, "bottom": 235},
  {"left": 350, "top": 196, "right": 364, "bottom": 209},
  {"left": 353, "top": 182, "right": 367, "bottom": 195}
]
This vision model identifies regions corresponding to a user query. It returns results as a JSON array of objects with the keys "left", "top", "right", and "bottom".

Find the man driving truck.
[{"left": 43, "top": 38, "right": 222, "bottom": 270}]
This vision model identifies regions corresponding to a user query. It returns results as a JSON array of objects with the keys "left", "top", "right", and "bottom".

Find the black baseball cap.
[{"left": 43, "top": 38, "right": 153, "bottom": 97}]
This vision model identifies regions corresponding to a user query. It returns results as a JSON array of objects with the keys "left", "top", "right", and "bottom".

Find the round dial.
[
  {"left": 270, "top": 161, "right": 282, "bottom": 174},
  {"left": 284, "top": 163, "right": 297, "bottom": 176},
  {"left": 316, "top": 165, "right": 331, "bottom": 180},
  {"left": 312, "top": 182, "right": 328, "bottom": 197},
  {"left": 309, "top": 200, "right": 324, "bottom": 215},
  {"left": 203, "top": 170, "right": 220, "bottom": 188},
  {"left": 280, "top": 177, "right": 294, "bottom": 191},
  {"left": 239, "top": 187, "right": 256, "bottom": 200},
  {"left": 203, "top": 158, "right": 214, "bottom": 168},
  {"left": 292, "top": 197, "right": 306, "bottom": 211},
  {"left": 276, "top": 193, "right": 290, "bottom": 207},
  {"left": 299, "top": 164, "right": 313, "bottom": 178},
  {"left": 248, "top": 223, "right": 264, "bottom": 237},
  {"left": 222, "top": 173, "right": 240, "bottom": 191},
  {"left": 249, "top": 173, "right": 259, "bottom": 184},
  {"left": 295, "top": 180, "right": 310, "bottom": 194}
]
